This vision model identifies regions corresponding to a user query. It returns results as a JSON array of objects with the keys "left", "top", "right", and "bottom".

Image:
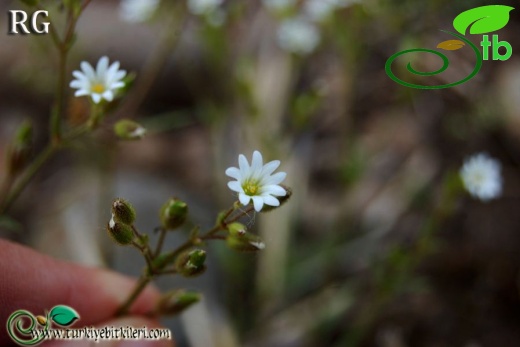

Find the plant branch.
[{"left": 115, "top": 275, "right": 152, "bottom": 316}]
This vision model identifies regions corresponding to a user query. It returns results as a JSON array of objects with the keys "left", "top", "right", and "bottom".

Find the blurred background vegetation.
[{"left": 1, "top": 0, "right": 520, "bottom": 346}]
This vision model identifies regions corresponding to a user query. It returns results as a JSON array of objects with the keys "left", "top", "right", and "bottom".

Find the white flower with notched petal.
[
  {"left": 119, "top": 0, "right": 159, "bottom": 23},
  {"left": 226, "top": 151, "right": 287, "bottom": 212},
  {"left": 277, "top": 17, "right": 320, "bottom": 55},
  {"left": 70, "top": 56, "right": 127, "bottom": 104},
  {"left": 460, "top": 152, "right": 502, "bottom": 202}
]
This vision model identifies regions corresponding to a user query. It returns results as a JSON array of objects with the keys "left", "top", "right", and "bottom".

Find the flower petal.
[
  {"left": 74, "top": 90, "right": 89, "bottom": 97},
  {"left": 110, "top": 82, "right": 125, "bottom": 89},
  {"left": 225, "top": 167, "right": 241, "bottom": 180},
  {"left": 227, "top": 181, "right": 243, "bottom": 193},
  {"left": 264, "top": 172, "right": 286, "bottom": 185},
  {"left": 262, "top": 195, "right": 280, "bottom": 206},
  {"left": 252, "top": 196, "right": 264, "bottom": 212},
  {"left": 238, "top": 154, "right": 250, "bottom": 177},
  {"left": 102, "top": 90, "right": 114, "bottom": 101},
  {"left": 96, "top": 56, "right": 109, "bottom": 76},
  {"left": 72, "top": 71, "right": 88, "bottom": 80},
  {"left": 250, "top": 150, "right": 263, "bottom": 177},
  {"left": 239, "top": 193, "right": 251, "bottom": 206},
  {"left": 261, "top": 160, "right": 280, "bottom": 177},
  {"left": 262, "top": 184, "right": 286, "bottom": 196},
  {"left": 113, "top": 70, "right": 127, "bottom": 81},
  {"left": 70, "top": 80, "right": 86, "bottom": 88},
  {"left": 106, "top": 61, "right": 120, "bottom": 78},
  {"left": 92, "top": 93, "right": 102, "bottom": 104},
  {"left": 80, "top": 61, "right": 96, "bottom": 80}
]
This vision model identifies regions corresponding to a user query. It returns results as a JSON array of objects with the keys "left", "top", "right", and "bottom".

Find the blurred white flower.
[
  {"left": 70, "top": 56, "right": 127, "bottom": 104},
  {"left": 262, "top": 0, "right": 296, "bottom": 12},
  {"left": 304, "top": 0, "right": 338, "bottom": 21},
  {"left": 119, "top": 0, "right": 159, "bottom": 23},
  {"left": 188, "top": 0, "right": 223, "bottom": 15},
  {"left": 304, "top": 0, "right": 360, "bottom": 22},
  {"left": 277, "top": 17, "right": 320, "bottom": 54},
  {"left": 226, "top": 150, "right": 287, "bottom": 212},
  {"left": 460, "top": 152, "right": 502, "bottom": 202}
]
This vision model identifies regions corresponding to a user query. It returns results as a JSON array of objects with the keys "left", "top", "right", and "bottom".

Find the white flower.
[
  {"left": 226, "top": 151, "right": 287, "bottom": 212},
  {"left": 277, "top": 17, "right": 320, "bottom": 54},
  {"left": 119, "top": 0, "right": 159, "bottom": 23},
  {"left": 460, "top": 152, "right": 502, "bottom": 201},
  {"left": 262, "top": 0, "right": 296, "bottom": 12},
  {"left": 70, "top": 56, "right": 127, "bottom": 104},
  {"left": 304, "top": 0, "right": 337, "bottom": 22},
  {"left": 304, "top": 0, "right": 361, "bottom": 21},
  {"left": 188, "top": 0, "right": 223, "bottom": 15}
]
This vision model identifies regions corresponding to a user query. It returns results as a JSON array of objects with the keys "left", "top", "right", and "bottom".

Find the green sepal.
[
  {"left": 156, "top": 290, "right": 201, "bottom": 315},
  {"left": 160, "top": 198, "right": 188, "bottom": 230},
  {"left": 112, "top": 198, "right": 136, "bottom": 225},
  {"left": 107, "top": 222, "right": 134, "bottom": 246},
  {"left": 175, "top": 249, "right": 207, "bottom": 277}
]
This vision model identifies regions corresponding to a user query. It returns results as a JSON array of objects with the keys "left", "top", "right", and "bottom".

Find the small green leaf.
[
  {"left": 49, "top": 305, "right": 80, "bottom": 326},
  {"left": 453, "top": 5, "right": 514, "bottom": 35}
]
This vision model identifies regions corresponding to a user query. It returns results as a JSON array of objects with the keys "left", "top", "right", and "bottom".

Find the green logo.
[
  {"left": 7, "top": 305, "right": 80, "bottom": 346},
  {"left": 386, "top": 5, "right": 514, "bottom": 89}
]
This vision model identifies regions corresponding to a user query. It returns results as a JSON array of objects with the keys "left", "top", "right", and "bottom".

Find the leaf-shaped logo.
[
  {"left": 49, "top": 305, "right": 80, "bottom": 327},
  {"left": 437, "top": 40, "right": 465, "bottom": 51},
  {"left": 453, "top": 5, "right": 514, "bottom": 35}
]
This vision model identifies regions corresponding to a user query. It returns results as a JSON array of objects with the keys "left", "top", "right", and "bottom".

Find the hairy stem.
[{"left": 115, "top": 275, "right": 152, "bottom": 316}]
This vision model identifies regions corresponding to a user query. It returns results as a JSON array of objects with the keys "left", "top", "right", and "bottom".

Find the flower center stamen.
[
  {"left": 91, "top": 83, "right": 106, "bottom": 94},
  {"left": 243, "top": 180, "right": 260, "bottom": 196}
]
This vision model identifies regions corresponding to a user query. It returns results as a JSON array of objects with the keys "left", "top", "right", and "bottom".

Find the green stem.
[
  {"left": 131, "top": 240, "right": 154, "bottom": 271},
  {"left": 115, "top": 275, "right": 152, "bottom": 316},
  {"left": 224, "top": 204, "right": 255, "bottom": 225},
  {"left": 0, "top": 145, "right": 57, "bottom": 214},
  {"left": 51, "top": 48, "right": 67, "bottom": 144},
  {"left": 154, "top": 227, "right": 168, "bottom": 257},
  {"left": 116, "top": 202, "right": 254, "bottom": 316},
  {"left": 0, "top": 123, "right": 93, "bottom": 214}
]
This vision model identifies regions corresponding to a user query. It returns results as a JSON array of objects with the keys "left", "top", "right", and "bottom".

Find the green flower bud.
[
  {"left": 7, "top": 120, "right": 33, "bottom": 176},
  {"left": 228, "top": 222, "right": 247, "bottom": 237},
  {"left": 112, "top": 198, "right": 136, "bottom": 225},
  {"left": 114, "top": 119, "right": 147, "bottom": 140},
  {"left": 260, "top": 185, "right": 292, "bottom": 213},
  {"left": 175, "top": 249, "right": 207, "bottom": 277},
  {"left": 156, "top": 290, "right": 201, "bottom": 316},
  {"left": 160, "top": 198, "right": 188, "bottom": 230},
  {"left": 226, "top": 229, "right": 265, "bottom": 252},
  {"left": 107, "top": 217, "right": 134, "bottom": 245}
]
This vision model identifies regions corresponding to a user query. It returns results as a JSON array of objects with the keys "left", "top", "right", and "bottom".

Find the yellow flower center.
[
  {"left": 91, "top": 83, "right": 105, "bottom": 94},
  {"left": 243, "top": 180, "right": 260, "bottom": 196}
]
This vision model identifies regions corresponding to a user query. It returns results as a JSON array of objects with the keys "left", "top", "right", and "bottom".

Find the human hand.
[{"left": 0, "top": 239, "right": 174, "bottom": 347}]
